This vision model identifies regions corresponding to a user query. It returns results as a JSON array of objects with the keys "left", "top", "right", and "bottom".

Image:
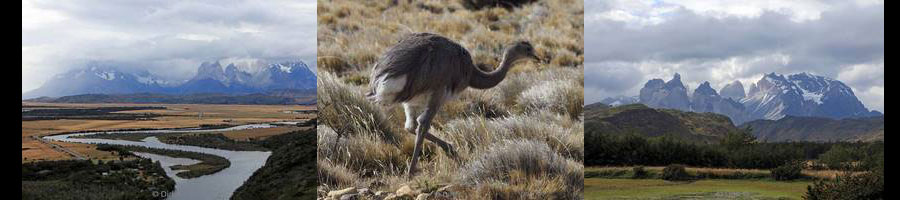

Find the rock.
[
  {"left": 357, "top": 188, "right": 372, "bottom": 196},
  {"left": 328, "top": 187, "right": 357, "bottom": 198},
  {"left": 340, "top": 194, "right": 359, "bottom": 200},
  {"left": 436, "top": 184, "right": 455, "bottom": 192},
  {"left": 375, "top": 191, "right": 390, "bottom": 196},
  {"left": 416, "top": 193, "right": 430, "bottom": 200},
  {"left": 396, "top": 185, "right": 417, "bottom": 197}
]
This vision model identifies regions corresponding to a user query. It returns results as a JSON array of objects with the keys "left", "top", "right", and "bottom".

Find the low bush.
[
  {"left": 631, "top": 166, "right": 648, "bottom": 179},
  {"left": 804, "top": 169, "right": 883, "bottom": 200},
  {"left": 661, "top": 164, "right": 690, "bottom": 181},
  {"left": 771, "top": 162, "right": 803, "bottom": 181}
]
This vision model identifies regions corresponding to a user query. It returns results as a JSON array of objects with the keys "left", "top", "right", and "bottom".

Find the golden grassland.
[
  {"left": 221, "top": 126, "right": 309, "bottom": 141},
  {"left": 22, "top": 103, "right": 315, "bottom": 162},
  {"left": 317, "top": 0, "right": 583, "bottom": 198}
]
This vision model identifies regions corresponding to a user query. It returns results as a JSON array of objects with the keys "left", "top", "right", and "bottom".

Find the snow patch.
[
  {"left": 803, "top": 92, "right": 824, "bottom": 104},
  {"left": 279, "top": 64, "right": 293, "bottom": 73},
  {"left": 96, "top": 72, "right": 116, "bottom": 80}
]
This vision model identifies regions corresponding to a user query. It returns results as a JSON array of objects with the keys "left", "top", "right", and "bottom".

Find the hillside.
[
  {"left": 231, "top": 129, "right": 317, "bottom": 200},
  {"left": 585, "top": 103, "right": 739, "bottom": 142},
  {"left": 741, "top": 116, "right": 885, "bottom": 142}
]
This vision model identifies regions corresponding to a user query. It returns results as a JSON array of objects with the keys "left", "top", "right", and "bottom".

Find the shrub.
[
  {"left": 631, "top": 166, "right": 648, "bottom": 179},
  {"left": 661, "top": 164, "right": 690, "bottom": 181},
  {"left": 771, "top": 162, "right": 803, "bottom": 181},
  {"left": 517, "top": 80, "right": 583, "bottom": 119},
  {"left": 818, "top": 145, "right": 864, "bottom": 170},
  {"left": 804, "top": 169, "right": 883, "bottom": 200},
  {"left": 460, "top": 139, "right": 582, "bottom": 193}
]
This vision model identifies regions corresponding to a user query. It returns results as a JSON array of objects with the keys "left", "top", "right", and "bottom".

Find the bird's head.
[{"left": 504, "top": 40, "right": 542, "bottom": 64}]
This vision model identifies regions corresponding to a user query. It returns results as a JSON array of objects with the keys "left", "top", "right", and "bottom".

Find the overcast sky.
[
  {"left": 22, "top": 0, "right": 317, "bottom": 93},
  {"left": 585, "top": 0, "right": 884, "bottom": 112}
]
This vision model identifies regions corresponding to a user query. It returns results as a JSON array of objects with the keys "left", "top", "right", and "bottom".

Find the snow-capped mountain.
[
  {"left": 742, "top": 72, "right": 880, "bottom": 120},
  {"left": 627, "top": 72, "right": 881, "bottom": 125},
  {"left": 23, "top": 60, "right": 317, "bottom": 99},
  {"left": 23, "top": 63, "right": 168, "bottom": 98},
  {"left": 639, "top": 73, "right": 691, "bottom": 111},
  {"left": 599, "top": 95, "right": 639, "bottom": 106}
]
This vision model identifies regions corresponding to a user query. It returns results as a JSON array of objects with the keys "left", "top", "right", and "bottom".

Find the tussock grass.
[
  {"left": 461, "top": 140, "right": 583, "bottom": 189},
  {"left": 439, "top": 112, "right": 583, "bottom": 162},
  {"left": 317, "top": 71, "right": 400, "bottom": 144},
  {"left": 317, "top": 159, "right": 359, "bottom": 189},
  {"left": 317, "top": 0, "right": 583, "bottom": 196},
  {"left": 518, "top": 79, "right": 584, "bottom": 118}
]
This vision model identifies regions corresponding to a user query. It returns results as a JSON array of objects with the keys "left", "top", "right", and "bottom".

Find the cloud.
[
  {"left": 21, "top": 0, "right": 317, "bottom": 93},
  {"left": 584, "top": 0, "right": 884, "bottom": 112}
]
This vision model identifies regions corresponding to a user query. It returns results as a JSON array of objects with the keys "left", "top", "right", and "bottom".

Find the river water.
[{"left": 44, "top": 124, "right": 276, "bottom": 200}]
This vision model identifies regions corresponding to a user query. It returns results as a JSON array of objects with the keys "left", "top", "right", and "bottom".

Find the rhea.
[{"left": 366, "top": 32, "right": 539, "bottom": 176}]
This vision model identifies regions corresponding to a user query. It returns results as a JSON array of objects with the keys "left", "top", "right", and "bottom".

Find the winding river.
[{"left": 44, "top": 124, "right": 280, "bottom": 200}]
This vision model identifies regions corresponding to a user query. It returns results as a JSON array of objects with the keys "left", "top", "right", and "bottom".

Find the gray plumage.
[{"left": 366, "top": 32, "right": 538, "bottom": 176}]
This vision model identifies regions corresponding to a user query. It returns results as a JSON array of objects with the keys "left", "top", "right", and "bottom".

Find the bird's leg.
[
  {"left": 407, "top": 94, "right": 443, "bottom": 176},
  {"left": 403, "top": 104, "right": 458, "bottom": 161}
]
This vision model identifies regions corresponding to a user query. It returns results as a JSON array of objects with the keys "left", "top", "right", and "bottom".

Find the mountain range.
[
  {"left": 585, "top": 102, "right": 885, "bottom": 142},
  {"left": 22, "top": 61, "right": 316, "bottom": 100},
  {"left": 601, "top": 72, "right": 882, "bottom": 125}
]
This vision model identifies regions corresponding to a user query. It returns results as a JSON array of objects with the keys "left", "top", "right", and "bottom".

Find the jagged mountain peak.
[
  {"left": 720, "top": 81, "right": 746, "bottom": 100},
  {"left": 665, "top": 73, "right": 685, "bottom": 89},
  {"left": 635, "top": 72, "right": 879, "bottom": 125},
  {"left": 694, "top": 81, "right": 718, "bottom": 96}
]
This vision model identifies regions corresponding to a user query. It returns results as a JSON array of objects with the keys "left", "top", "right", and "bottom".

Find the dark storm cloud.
[{"left": 22, "top": 0, "right": 316, "bottom": 92}]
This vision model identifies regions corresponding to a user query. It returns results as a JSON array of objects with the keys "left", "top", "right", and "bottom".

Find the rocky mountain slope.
[
  {"left": 23, "top": 61, "right": 316, "bottom": 99},
  {"left": 614, "top": 72, "right": 881, "bottom": 125},
  {"left": 741, "top": 115, "right": 884, "bottom": 142}
]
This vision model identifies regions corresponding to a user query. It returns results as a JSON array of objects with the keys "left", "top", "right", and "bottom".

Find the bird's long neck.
[{"left": 469, "top": 56, "right": 516, "bottom": 89}]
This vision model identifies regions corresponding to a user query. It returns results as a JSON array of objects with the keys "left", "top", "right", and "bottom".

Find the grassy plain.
[
  {"left": 582, "top": 166, "right": 838, "bottom": 200},
  {"left": 22, "top": 102, "right": 314, "bottom": 162},
  {"left": 585, "top": 178, "right": 811, "bottom": 200}
]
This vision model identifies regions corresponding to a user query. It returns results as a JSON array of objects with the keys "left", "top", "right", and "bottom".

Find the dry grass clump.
[
  {"left": 317, "top": 159, "right": 359, "bottom": 189},
  {"left": 317, "top": 0, "right": 583, "bottom": 196},
  {"left": 518, "top": 79, "right": 584, "bottom": 119},
  {"left": 317, "top": 71, "right": 399, "bottom": 144},
  {"left": 439, "top": 112, "right": 583, "bottom": 162},
  {"left": 461, "top": 140, "right": 583, "bottom": 199}
]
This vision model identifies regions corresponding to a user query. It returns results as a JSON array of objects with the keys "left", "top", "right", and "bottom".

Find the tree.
[{"left": 721, "top": 126, "right": 756, "bottom": 149}]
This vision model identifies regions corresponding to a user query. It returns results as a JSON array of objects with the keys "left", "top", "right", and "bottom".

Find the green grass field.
[{"left": 585, "top": 178, "right": 813, "bottom": 200}]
